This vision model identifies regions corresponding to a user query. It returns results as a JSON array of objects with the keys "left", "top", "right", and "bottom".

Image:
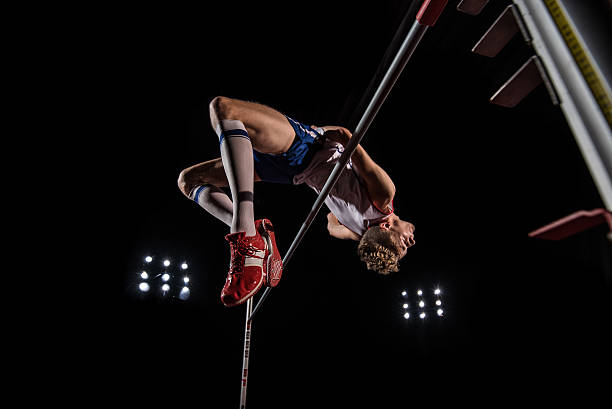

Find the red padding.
[
  {"left": 528, "top": 208, "right": 612, "bottom": 240},
  {"left": 416, "top": 0, "right": 449, "bottom": 26}
]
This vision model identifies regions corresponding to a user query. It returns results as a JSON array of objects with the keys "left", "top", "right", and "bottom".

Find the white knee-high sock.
[
  {"left": 191, "top": 184, "right": 233, "bottom": 228},
  {"left": 216, "top": 119, "right": 256, "bottom": 236}
]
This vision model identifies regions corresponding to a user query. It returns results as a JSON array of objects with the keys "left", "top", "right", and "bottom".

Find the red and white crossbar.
[{"left": 239, "top": 1, "right": 448, "bottom": 407}]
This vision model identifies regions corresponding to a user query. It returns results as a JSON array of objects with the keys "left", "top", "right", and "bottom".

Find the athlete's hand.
[
  {"left": 322, "top": 126, "right": 352, "bottom": 147},
  {"left": 327, "top": 212, "right": 340, "bottom": 226}
]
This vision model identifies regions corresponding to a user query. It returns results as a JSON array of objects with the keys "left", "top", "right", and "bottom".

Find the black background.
[{"left": 52, "top": 1, "right": 611, "bottom": 407}]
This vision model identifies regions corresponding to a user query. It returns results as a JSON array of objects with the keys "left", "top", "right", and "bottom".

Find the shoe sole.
[{"left": 259, "top": 219, "right": 283, "bottom": 287}]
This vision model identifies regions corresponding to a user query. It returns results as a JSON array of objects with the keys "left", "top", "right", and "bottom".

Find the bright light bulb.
[
  {"left": 435, "top": 300, "right": 442, "bottom": 306},
  {"left": 145, "top": 256, "right": 153, "bottom": 263},
  {"left": 184, "top": 276, "right": 190, "bottom": 284},
  {"left": 138, "top": 282, "right": 150, "bottom": 292},
  {"left": 419, "top": 300, "right": 425, "bottom": 308},
  {"left": 181, "top": 263, "right": 188, "bottom": 270},
  {"left": 434, "top": 288, "right": 441, "bottom": 295},
  {"left": 401, "top": 290, "right": 407, "bottom": 296},
  {"left": 403, "top": 312, "right": 410, "bottom": 319},
  {"left": 179, "top": 286, "right": 191, "bottom": 300},
  {"left": 161, "top": 273, "right": 170, "bottom": 282},
  {"left": 419, "top": 312, "right": 426, "bottom": 319},
  {"left": 163, "top": 259, "right": 170, "bottom": 267},
  {"left": 140, "top": 271, "right": 149, "bottom": 279},
  {"left": 161, "top": 284, "right": 170, "bottom": 292},
  {"left": 417, "top": 289, "right": 423, "bottom": 296},
  {"left": 402, "top": 303, "right": 408, "bottom": 309},
  {"left": 437, "top": 309, "right": 444, "bottom": 316}
]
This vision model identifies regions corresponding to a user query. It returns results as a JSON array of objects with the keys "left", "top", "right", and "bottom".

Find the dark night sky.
[{"left": 67, "top": 1, "right": 611, "bottom": 407}]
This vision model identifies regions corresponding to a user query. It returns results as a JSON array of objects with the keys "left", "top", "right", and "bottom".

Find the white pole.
[
  {"left": 513, "top": 0, "right": 612, "bottom": 209},
  {"left": 238, "top": 3, "right": 449, "bottom": 407},
  {"left": 250, "top": 20, "right": 430, "bottom": 322},
  {"left": 239, "top": 297, "right": 253, "bottom": 408}
]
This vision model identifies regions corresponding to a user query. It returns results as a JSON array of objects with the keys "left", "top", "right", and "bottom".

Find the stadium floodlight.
[
  {"left": 181, "top": 262, "right": 188, "bottom": 270},
  {"left": 138, "top": 282, "right": 150, "bottom": 292},
  {"left": 161, "top": 273, "right": 170, "bottom": 282},
  {"left": 396, "top": 285, "right": 446, "bottom": 322},
  {"left": 161, "top": 284, "right": 170, "bottom": 292},
  {"left": 179, "top": 286, "right": 191, "bottom": 300},
  {"left": 163, "top": 259, "right": 170, "bottom": 267},
  {"left": 140, "top": 271, "right": 149, "bottom": 280},
  {"left": 145, "top": 256, "right": 153, "bottom": 263},
  {"left": 184, "top": 277, "right": 190, "bottom": 284}
]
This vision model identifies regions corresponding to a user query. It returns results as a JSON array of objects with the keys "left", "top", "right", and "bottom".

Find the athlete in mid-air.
[{"left": 177, "top": 96, "right": 416, "bottom": 307}]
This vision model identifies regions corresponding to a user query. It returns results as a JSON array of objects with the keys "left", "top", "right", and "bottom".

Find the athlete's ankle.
[{"left": 231, "top": 225, "right": 256, "bottom": 237}]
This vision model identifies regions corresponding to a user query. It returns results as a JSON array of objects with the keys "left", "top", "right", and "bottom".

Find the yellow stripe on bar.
[{"left": 544, "top": 0, "right": 612, "bottom": 127}]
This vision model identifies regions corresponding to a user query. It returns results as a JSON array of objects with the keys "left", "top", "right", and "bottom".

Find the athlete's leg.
[
  {"left": 177, "top": 157, "right": 262, "bottom": 227},
  {"left": 209, "top": 96, "right": 296, "bottom": 154},
  {"left": 178, "top": 155, "right": 279, "bottom": 306},
  {"left": 208, "top": 96, "right": 295, "bottom": 236},
  {"left": 177, "top": 96, "right": 289, "bottom": 306}
]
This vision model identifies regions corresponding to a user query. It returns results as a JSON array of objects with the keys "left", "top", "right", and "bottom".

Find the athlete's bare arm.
[
  {"left": 319, "top": 126, "right": 396, "bottom": 211},
  {"left": 327, "top": 212, "right": 361, "bottom": 241}
]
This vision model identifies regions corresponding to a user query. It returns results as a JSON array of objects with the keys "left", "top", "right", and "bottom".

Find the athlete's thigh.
[
  {"left": 182, "top": 157, "right": 261, "bottom": 190},
  {"left": 229, "top": 99, "right": 296, "bottom": 154}
]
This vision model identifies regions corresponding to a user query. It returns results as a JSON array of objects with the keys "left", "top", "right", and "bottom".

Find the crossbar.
[
  {"left": 238, "top": 1, "right": 448, "bottom": 407},
  {"left": 249, "top": 10, "right": 440, "bottom": 322}
]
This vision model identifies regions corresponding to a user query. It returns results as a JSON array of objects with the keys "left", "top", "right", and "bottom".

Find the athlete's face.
[{"left": 379, "top": 215, "right": 415, "bottom": 259}]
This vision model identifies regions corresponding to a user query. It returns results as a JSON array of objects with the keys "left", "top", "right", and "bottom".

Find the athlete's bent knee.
[
  {"left": 209, "top": 96, "right": 236, "bottom": 120},
  {"left": 177, "top": 169, "right": 196, "bottom": 198}
]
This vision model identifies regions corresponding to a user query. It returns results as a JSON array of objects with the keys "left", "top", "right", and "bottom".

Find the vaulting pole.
[{"left": 239, "top": 1, "right": 448, "bottom": 407}]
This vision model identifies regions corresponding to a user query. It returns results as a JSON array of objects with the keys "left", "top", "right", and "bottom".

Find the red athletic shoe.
[
  {"left": 220, "top": 231, "right": 267, "bottom": 307},
  {"left": 256, "top": 219, "right": 283, "bottom": 287}
]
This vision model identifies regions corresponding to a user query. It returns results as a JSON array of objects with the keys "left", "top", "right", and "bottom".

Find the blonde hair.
[{"left": 357, "top": 226, "right": 400, "bottom": 275}]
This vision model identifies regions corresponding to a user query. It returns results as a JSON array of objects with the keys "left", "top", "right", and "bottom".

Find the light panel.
[{"left": 399, "top": 285, "right": 446, "bottom": 322}]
